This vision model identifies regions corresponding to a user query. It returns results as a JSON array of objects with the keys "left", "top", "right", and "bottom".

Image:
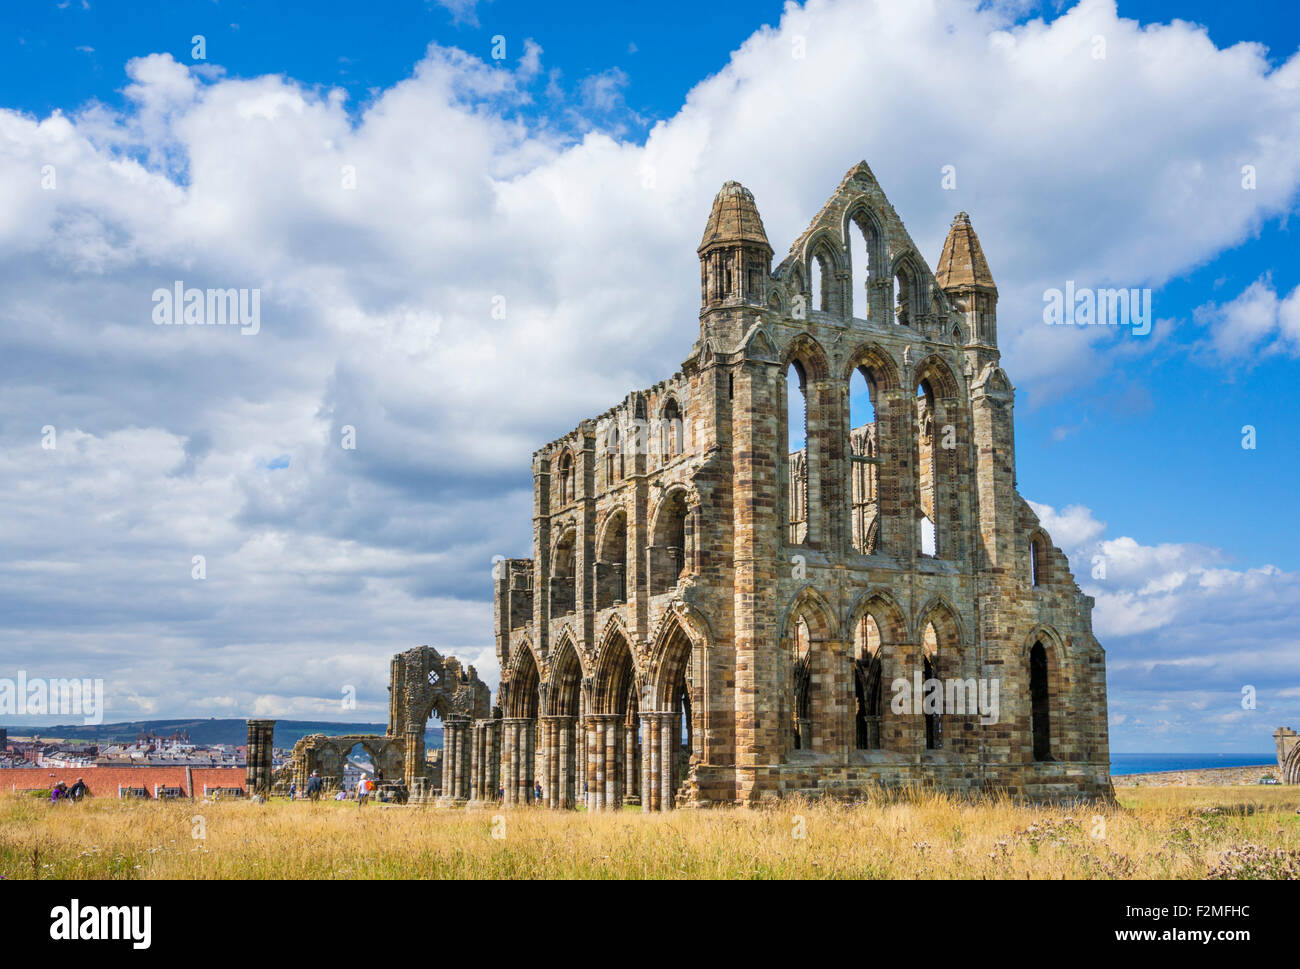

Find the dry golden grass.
[{"left": 2, "top": 786, "right": 1298, "bottom": 879}]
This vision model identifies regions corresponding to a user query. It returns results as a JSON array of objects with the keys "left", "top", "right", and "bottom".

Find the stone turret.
[
  {"left": 936, "top": 212, "right": 999, "bottom": 357},
  {"left": 698, "top": 181, "right": 773, "bottom": 325}
]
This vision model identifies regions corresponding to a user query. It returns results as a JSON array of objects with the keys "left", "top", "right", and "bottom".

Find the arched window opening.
[
  {"left": 659, "top": 398, "right": 683, "bottom": 457},
  {"left": 559, "top": 452, "right": 574, "bottom": 504},
  {"left": 550, "top": 528, "right": 576, "bottom": 615},
  {"left": 854, "top": 613, "right": 883, "bottom": 750},
  {"left": 548, "top": 642, "right": 583, "bottom": 808},
  {"left": 850, "top": 365, "right": 881, "bottom": 554},
  {"left": 505, "top": 647, "right": 541, "bottom": 804},
  {"left": 811, "top": 253, "right": 827, "bottom": 313},
  {"left": 920, "top": 515, "right": 936, "bottom": 557},
  {"left": 1030, "top": 536, "right": 1047, "bottom": 587},
  {"left": 507, "top": 649, "right": 540, "bottom": 720},
  {"left": 916, "top": 379, "right": 938, "bottom": 558},
  {"left": 604, "top": 426, "right": 621, "bottom": 484},
  {"left": 792, "top": 616, "right": 812, "bottom": 750},
  {"left": 923, "top": 622, "right": 941, "bottom": 750},
  {"left": 894, "top": 263, "right": 913, "bottom": 326},
  {"left": 850, "top": 214, "right": 876, "bottom": 320},
  {"left": 649, "top": 490, "right": 689, "bottom": 595},
  {"left": 595, "top": 513, "right": 628, "bottom": 609},
  {"left": 651, "top": 621, "right": 694, "bottom": 811},
  {"left": 787, "top": 361, "right": 809, "bottom": 545},
  {"left": 1030, "top": 642, "right": 1052, "bottom": 761},
  {"left": 341, "top": 741, "right": 375, "bottom": 795}
]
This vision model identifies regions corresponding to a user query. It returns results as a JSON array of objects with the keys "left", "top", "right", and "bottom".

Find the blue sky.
[{"left": 0, "top": 0, "right": 1297, "bottom": 753}]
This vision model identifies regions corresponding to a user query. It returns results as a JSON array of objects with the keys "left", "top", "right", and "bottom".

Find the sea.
[{"left": 1110, "top": 752, "right": 1278, "bottom": 776}]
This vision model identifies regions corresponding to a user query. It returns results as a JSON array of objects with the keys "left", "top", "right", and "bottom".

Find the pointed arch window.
[
  {"left": 559, "top": 452, "right": 574, "bottom": 504},
  {"left": 850, "top": 363, "right": 882, "bottom": 554},
  {"left": 659, "top": 398, "right": 683, "bottom": 457},
  {"left": 604, "top": 426, "right": 622, "bottom": 484},
  {"left": 853, "top": 613, "right": 883, "bottom": 750},
  {"left": 786, "top": 361, "right": 809, "bottom": 545},
  {"left": 1030, "top": 535, "right": 1048, "bottom": 587},
  {"left": 1030, "top": 642, "right": 1052, "bottom": 761}
]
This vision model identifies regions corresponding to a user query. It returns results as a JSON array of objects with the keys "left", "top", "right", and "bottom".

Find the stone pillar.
[
  {"left": 441, "top": 716, "right": 470, "bottom": 802},
  {"left": 625, "top": 722, "right": 638, "bottom": 804},
  {"left": 470, "top": 720, "right": 490, "bottom": 804},
  {"left": 404, "top": 723, "right": 425, "bottom": 792},
  {"left": 487, "top": 719, "right": 501, "bottom": 801},
  {"left": 501, "top": 720, "right": 514, "bottom": 805},
  {"left": 557, "top": 716, "right": 573, "bottom": 808},
  {"left": 511, "top": 718, "right": 534, "bottom": 804},
  {"left": 245, "top": 719, "right": 275, "bottom": 796},
  {"left": 577, "top": 715, "right": 587, "bottom": 804},
  {"left": 660, "top": 710, "right": 675, "bottom": 811},
  {"left": 588, "top": 718, "right": 603, "bottom": 811},
  {"left": 602, "top": 714, "right": 619, "bottom": 810},
  {"left": 641, "top": 715, "right": 655, "bottom": 811}
]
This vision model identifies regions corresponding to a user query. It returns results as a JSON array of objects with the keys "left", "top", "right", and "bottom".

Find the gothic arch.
[
  {"left": 648, "top": 484, "right": 692, "bottom": 545},
  {"left": 544, "top": 633, "right": 586, "bottom": 717},
  {"left": 913, "top": 595, "right": 967, "bottom": 649},
  {"left": 595, "top": 507, "right": 629, "bottom": 561},
  {"left": 505, "top": 639, "right": 542, "bottom": 719},
  {"left": 889, "top": 249, "right": 929, "bottom": 326},
  {"left": 842, "top": 342, "right": 901, "bottom": 390},
  {"left": 845, "top": 588, "right": 908, "bottom": 645},
  {"left": 912, "top": 353, "right": 962, "bottom": 400},
  {"left": 780, "top": 332, "right": 831, "bottom": 381},
  {"left": 781, "top": 585, "right": 838, "bottom": 643},
  {"left": 648, "top": 610, "right": 705, "bottom": 711},
  {"left": 841, "top": 199, "right": 886, "bottom": 255},
  {"left": 1020, "top": 624, "right": 1068, "bottom": 670},
  {"left": 1021, "top": 625, "right": 1069, "bottom": 763},
  {"left": 592, "top": 626, "right": 640, "bottom": 716},
  {"left": 802, "top": 229, "right": 846, "bottom": 313}
]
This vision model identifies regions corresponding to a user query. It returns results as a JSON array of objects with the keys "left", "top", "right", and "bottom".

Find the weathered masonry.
[
  {"left": 488, "top": 162, "right": 1112, "bottom": 808},
  {"left": 249, "top": 164, "right": 1112, "bottom": 808}
]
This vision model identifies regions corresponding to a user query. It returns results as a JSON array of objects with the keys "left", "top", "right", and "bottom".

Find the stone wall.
[{"left": 489, "top": 163, "right": 1112, "bottom": 808}]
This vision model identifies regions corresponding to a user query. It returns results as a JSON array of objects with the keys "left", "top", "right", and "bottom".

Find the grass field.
[{"left": 2, "top": 786, "right": 1298, "bottom": 879}]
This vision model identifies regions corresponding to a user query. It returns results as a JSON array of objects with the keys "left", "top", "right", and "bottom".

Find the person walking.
[{"left": 305, "top": 770, "right": 323, "bottom": 801}]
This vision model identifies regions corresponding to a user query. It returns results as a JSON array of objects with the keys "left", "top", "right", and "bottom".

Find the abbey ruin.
[{"left": 250, "top": 162, "right": 1114, "bottom": 807}]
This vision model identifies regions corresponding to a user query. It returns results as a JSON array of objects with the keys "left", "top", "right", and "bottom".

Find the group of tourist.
[
  {"left": 48, "top": 778, "right": 90, "bottom": 804},
  {"left": 286, "top": 769, "right": 407, "bottom": 805}
]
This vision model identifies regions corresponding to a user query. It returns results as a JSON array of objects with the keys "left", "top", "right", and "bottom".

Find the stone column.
[
  {"left": 588, "top": 718, "right": 603, "bottom": 811},
  {"left": 469, "top": 723, "right": 482, "bottom": 802},
  {"left": 516, "top": 719, "right": 534, "bottom": 804},
  {"left": 625, "top": 722, "right": 638, "bottom": 804},
  {"left": 404, "top": 723, "right": 425, "bottom": 792},
  {"left": 660, "top": 710, "right": 675, "bottom": 811},
  {"left": 487, "top": 719, "right": 501, "bottom": 800},
  {"left": 557, "top": 716, "right": 573, "bottom": 808},
  {"left": 501, "top": 719, "right": 515, "bottom": 805},
  {"left": 441, "top": 716, "right": 470, "bottom": 802},
  {"left": 603, "top": 714, "right": 619, "bottom": 810},
  {"left": 245, "top": 719, "right": 275, "bottom": 796},
  {"left": 642, "top": 712, "right": 667, "bottom": 812}
]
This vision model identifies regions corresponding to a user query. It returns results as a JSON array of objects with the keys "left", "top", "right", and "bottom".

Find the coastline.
[{"left": 1112, "top": 764, "right": 1281, "bottom": 787}]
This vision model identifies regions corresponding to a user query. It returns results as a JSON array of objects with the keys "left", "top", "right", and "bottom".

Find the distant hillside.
[{"left": 3, "top": 718, "right": 444, "bottom": 748}]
